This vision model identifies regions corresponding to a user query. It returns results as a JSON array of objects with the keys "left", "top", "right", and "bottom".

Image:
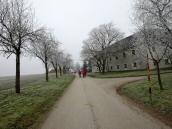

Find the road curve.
[{"left": 41, "top": 76, "right": 171, "bottom": 129}]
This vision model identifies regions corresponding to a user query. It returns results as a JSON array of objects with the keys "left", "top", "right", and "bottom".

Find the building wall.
[
  {"left": 107, "top": 48, "right": 147, "bottom": 71},
  {"left": 91, "top": 47, "right": 172, "bottom": 73},
  {"left": 90, "top": 33, "right": 172, "bottom": 73}
]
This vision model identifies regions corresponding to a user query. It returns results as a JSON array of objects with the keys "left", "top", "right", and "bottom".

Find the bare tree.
[
  {"left": 134, "top": 0, "right": 172, "bottom": 49},
  {"left": 81, "top": 44, "right": 103, "bottom": 73},
  {"left": 55, "top": 51, "right": 73, "bottom": 75},
  {"left": 51, "top": 46, "right": 60, "bottom": 78},
  {"left": 62, "top": 53, "right": 73, "bottom": 74},
  {"left": 136, "top": 27, "right": 169, "bottom": 90},
  {"left": 31, "top": 30, "right": 57, "bottom": 82},
  {"left": 133, "top": 6, "right": 170, "bottom": 90},
  {"left": 56, "top": 51, "right": 64, "bottom": 76},
  {"left": 81, "top": 23, "right": 124, "bottom": 73},
  {"left": 0, "top": 0, "right": 39, "bottom": 93}
]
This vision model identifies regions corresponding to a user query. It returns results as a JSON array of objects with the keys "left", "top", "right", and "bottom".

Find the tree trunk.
[
  {"left": 55, "top": 68, "right": 58, "bottom": 78},
  {"left": 15, "top": 52, "right": 20, "bottom": 93},
  {"left": 96, "top": 60, "right": 102, "bottom": 73},
  {"left": 102, "top": 59, "right": 106, "bottom": 74},
  {"left": 155, "top": 62, "right": 163, "bottom": 90},
  {"left": 98, "top": 66, "right": 101, "bottom": 73},
  {"left": 63, "top": 66, "right": 66, "bottom": 74},
  {"left": 170, "top": 60, "right": 172, "bottom": 70},
  {"left": 59, "top": 66, "right": 62, "bottom": 76},
  {"left": 106, "top": 58, "right": 110, "bottom": 72},
  {"left": 45, "top": 62, "right": 49, "bottom": 82},
  {"left": 102, "top": 66, "right": 105, "bottom": 74}
]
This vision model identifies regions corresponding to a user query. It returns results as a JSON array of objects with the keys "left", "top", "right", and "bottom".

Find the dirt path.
[{"left": 41, "top": 76, "right": 171, "bottom": 129}]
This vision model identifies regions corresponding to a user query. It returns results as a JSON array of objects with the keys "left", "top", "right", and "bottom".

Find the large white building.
[{"left": 91, "top": 34, "right": 172, "bottom": 72}]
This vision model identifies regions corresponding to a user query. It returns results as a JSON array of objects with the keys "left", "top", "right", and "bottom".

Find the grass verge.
[
  {"left": 0, "top": 74, "right": 49, "bottom": 91},
  {"left": 0, "top": 75, "right": 75, "bottom": 129},
  {"left": 119, "top": 73, "right": 172, "bottom": 127},
  {"left": 89, "top": 69, "right": 172, "bottom": 78}
]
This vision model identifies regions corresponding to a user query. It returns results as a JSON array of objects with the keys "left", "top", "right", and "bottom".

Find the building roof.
[{"left": 108, "top": 34, "right": 136, "bottom": 54}]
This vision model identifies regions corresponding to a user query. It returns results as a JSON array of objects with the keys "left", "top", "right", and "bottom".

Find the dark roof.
[{"left": 108, "top": 34, "right": 137, "bottom": 54}]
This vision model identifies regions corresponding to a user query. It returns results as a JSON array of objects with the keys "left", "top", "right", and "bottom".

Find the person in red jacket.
[{"left": 82, "top": 68, "right": 87, "bottom": 78}]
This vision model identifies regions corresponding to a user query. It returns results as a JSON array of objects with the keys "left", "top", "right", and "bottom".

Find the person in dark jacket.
[{"left": 78, "top": 70, "right": 81, "bottom": 78}]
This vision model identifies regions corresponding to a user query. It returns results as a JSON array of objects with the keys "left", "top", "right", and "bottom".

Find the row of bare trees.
[{"left": 0, "top": 0, "right": 73, "bottom": 93}]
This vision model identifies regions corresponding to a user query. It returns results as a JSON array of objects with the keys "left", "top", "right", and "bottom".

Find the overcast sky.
[{"left": 0, "top": 0, "right": 135, "bottom": 76}]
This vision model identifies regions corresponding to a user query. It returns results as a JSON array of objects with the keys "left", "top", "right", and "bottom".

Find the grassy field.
[
  {"left": 89, "top": 69, "right": 172, "bottom": 78},
  {"left": 121, "top": 73, "right": 172, "bottom": 116},
  {"left": 0, "top": 74, "right": 75, "bottom": 129},
  {"left": 0, "top": 74, "right": 48, "bottom": 91}
]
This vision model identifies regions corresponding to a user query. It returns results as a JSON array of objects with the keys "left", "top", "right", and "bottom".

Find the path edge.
[
  {"left": 29, "top": 76, "right": 76, "bottom": 129},
  {"left": 116, "top": 79, "right": 172, "bottom": 128}
]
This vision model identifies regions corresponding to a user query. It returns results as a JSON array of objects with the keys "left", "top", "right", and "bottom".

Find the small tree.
[
  {"left": 31, "top": 30, "right": 57, "bottom": 82},
  {"left": 133, "top": 0, "right": 172, "bottom": 90},
  {"left": 51, "top": 47, "right": 60, "bottom": 78},
  {"left": 57, "top": 51, "right": 64, "bottom": 76},
  {"left": 62, "top": 53, "right": 73, "bottom": 74},
  {"left": 0, "top": 0, "right": 39, "bottom": 93},
  {"left": 133, "top": 16, "right": 169, "bottom": 90},
  {"left": 137, "top": 29, "right": 169, "bottom": 90}
]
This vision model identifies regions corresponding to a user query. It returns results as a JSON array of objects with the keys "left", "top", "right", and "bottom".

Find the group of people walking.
[{"left": 78, "top": 68, "right": 87, "bottom": 78}]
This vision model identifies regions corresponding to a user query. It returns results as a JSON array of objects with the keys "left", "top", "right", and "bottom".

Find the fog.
[{"left": 0, "top": 0, "right": 135, "bottom": 76}]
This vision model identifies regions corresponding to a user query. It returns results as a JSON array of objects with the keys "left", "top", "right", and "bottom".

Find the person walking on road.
[
  {"left": 78, "top": 70, "right": 81, "bottom": 78},
  {"left": 82, "top": 68, "right": 87, "bottom": 78}
]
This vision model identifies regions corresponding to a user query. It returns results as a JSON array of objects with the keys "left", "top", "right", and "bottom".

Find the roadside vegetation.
[
  {"left": 0, "top": 74, "right": 74, "bottom": 129},
  {"left": 120, "top": 73, "right": 172, "bottom": 125},
  {"left": 0, "top": 74, "right": 46, "bottom": 91},
  {"left": 89, "top": 69, "right": 172, "bottom": 78}
]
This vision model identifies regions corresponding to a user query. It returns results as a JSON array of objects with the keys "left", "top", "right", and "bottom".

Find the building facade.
[{"left": 91, "top": 34, "right": 172, "bottom": 72}]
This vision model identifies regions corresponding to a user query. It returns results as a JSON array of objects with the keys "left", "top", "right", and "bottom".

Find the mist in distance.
[{"left": 0, "top": 0, "right": 134, "bottom": 76}]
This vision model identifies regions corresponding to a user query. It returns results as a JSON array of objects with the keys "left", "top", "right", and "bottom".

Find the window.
[
  {"left": 165, "top": 59, "right": 169, "bottom": 65},
  {"left": 132, "top": 50, "right": 135, "bottom": 55},
  {"left": 116, "top": 56, "right": 118, "bottom": 60},
  {"left": 123, "top": 52, "right": 126, "bottom": 58},
  {"left": 109, "top": 57, "right": 112, "bottom": 61},
  {"left": 111, "top": 66, "right": 113, "bottom": 70},
  {"left": 124, "top": 64, "right": 127, "bottom": 68},
  {"left": 133, "top": 62, "right": 137, "bottom": 67},
  {"left": 117, "top": 65, "right": 120, "bottom": 69}
]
